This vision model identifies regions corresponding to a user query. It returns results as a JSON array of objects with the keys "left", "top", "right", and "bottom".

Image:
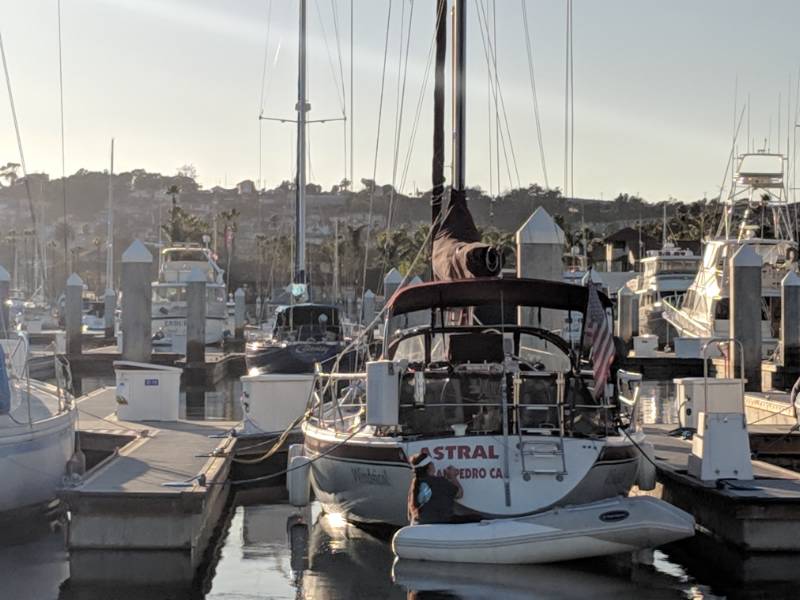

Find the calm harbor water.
[{"left": 4, "top": 379, "right": 800, "bottom": 599}]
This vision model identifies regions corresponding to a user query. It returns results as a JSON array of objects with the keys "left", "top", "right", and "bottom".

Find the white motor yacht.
[{"left": 151, "top": 244, "right": 228, "bottom": 350}]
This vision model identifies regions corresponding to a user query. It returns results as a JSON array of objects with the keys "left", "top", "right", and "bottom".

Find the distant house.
[
  {"left": 237, "top": 180, "right": 256, "bottom": 195},
  {"left": 602, "top": 227, "right": 659, "bottom": 271}
]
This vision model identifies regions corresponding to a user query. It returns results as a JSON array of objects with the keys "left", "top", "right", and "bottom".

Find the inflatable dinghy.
[{"left": 392, "top": 496, "right": 694, "bottom": 564}]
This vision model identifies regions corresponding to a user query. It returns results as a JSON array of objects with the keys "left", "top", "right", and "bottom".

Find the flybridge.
[{"left": 735, "top": 152, "right": 785, "bottom": 190}]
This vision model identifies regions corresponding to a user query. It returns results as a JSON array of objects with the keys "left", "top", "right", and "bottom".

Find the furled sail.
[{"left": 432, "top": 189, "right": 503, "bottom": 280}]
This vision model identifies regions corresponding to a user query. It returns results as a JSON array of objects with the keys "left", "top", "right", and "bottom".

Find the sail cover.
[{"left": 432, "top": 189, "right": 502, "bottom": 280}]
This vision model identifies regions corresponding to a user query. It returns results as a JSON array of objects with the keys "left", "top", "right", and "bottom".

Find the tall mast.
[
  {"left": 294, "top": 0, "right": 308, "bottom": 287},
  {"left": 662, "top": 202, "right": 667, "bottom": 248},
  {"left": 106, "top": 138, "right": 114, "bottom": 291},
  {"left": 430, "top": 0, "right": 447, "bottom": 275},
  {"left": 452, "top": 0, "right": 467, "bottom": 192}
]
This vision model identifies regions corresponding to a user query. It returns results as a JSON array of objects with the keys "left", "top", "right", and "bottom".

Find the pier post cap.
[
  {"left": 384, "top": 268, "right": 403, "bottom": 284},
  {"left": 121, "top": 240, "right": 153, "bottom": 263},
  {"left": 104, "top": 287, "right": 116, "bottom": 297},
  {"left": 0, "top": 266, "right": 10, "bottom": 282},
  {"left": 617, "top": 284, "right": 635, "bottom": 298},
  {"left": 234, "top": 287, "right": 245, "bottom": 299},
  {"left": 581, "top": 269, "right": 604, "bottom": 286},
  {"left": 186, "top": 267, "right": 207, "bottom": 283},
  {"left": 516, "top": 207, "right": 565, "bottom": 245},
  {"left": 782, "top": 269, "right": 800, "bottom": 287},
  {"left": 409, "top": 275, "right": 423, "bottom": 285},
  {"left": 363, "top": 289, "right": 375, "bottom": 298},
  {"left": 731, "top": 244, "right": 762, "bottom": 268},
  {"left": 66, "top": 273, "right": 84, "bottom": 287}
]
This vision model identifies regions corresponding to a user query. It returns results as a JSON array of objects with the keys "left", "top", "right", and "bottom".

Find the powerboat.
[
  {"left": 302, "top": 277, "right": 649, "bottom": 527},
  {"left": 631, "top": 244, "right": 700, "bottom": 348},
  {"left": 0, "top": 336, "right": 76, "bottom": 516},
  {"left": 662, "top": 152, "right": 797, "bottom": 357},
  {"left": 151, "top": 244, "right": 228, "bottom": 350}
]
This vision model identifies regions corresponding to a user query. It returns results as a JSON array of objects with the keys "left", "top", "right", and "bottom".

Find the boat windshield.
[
  {"left": 164, "top": 249, "right": 208, "bottom": 263},
  {"left": 275, "top": 305, "right": 342, "bottom": 341}
]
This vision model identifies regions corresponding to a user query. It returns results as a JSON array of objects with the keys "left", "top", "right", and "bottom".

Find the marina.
[{"left": 4, "top": 0, "right": 800, "bottom": 598}]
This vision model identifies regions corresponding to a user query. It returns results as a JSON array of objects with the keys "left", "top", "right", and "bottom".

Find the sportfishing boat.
[
  {"left": 151, "top": 244, "right": 228, "bottom": 350},
  {"left": 662, "top": 152, "right": 797, "bottom": 357},
  {"left": 0, "top": 336, "right": 76, "bottom": 516},
  {"left": 632, "top": 244, "right": 700, "bottom": 348}
]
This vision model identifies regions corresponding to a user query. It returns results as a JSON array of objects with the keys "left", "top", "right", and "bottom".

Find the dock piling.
[
  {"left": 186, "top": 267, "right": 206, "bottom": 366},
  {"left": 121, "top": 240, "right": 153, "bottom": 363},
  {"left": 781, "top": 270, "right": 800, "bottom": 367},
  {"left": 384, "top": 268, "right": 403, "bottom": 300},
  {"left": 66, "top": 273, "right": 84, "bottom": 356},
  {"left": 516, "top": 207, "right": 565, "bottom": 329},
  {"left": 730, "top": 245, "right": 762, "bottom": 391},
  {"left": 0, "top": 266, "right": 10, "bottom": 336},
  {"left": 104, "top": 287, "right": 116, "bottom": 339},
  {"left": 234, "top": 287, "right": 245, "bottom": 339},
  {"left": 616, "top": 285, "right": 636, "bottom": 348}
]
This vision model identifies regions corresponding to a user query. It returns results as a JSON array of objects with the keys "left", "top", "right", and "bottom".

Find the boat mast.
[
  {"left": 662, "top": 202, "right": 667, "bottom": 248},
  {"left": 294, "top": 0, "right": 308, "bottom": 289},
  {"left": 106, "top": 138, "right": 114, "bottom": 292},
  {"left": 452, "top": 0, "right": 467, "bottom": 192},
  {"left": 430, "top": 0, "right": 446, "bottom": 278}
]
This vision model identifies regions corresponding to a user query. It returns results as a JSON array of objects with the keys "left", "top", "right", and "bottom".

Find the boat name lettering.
[
  {"left": 420, "top": 444, "right": 499, "bottom": 461},
  {"left": 350, "top": 466, "right": 390, "bottom": 486},
  {"left": 144, "top": 379, "right": 159, "bottom": 386},
  {"left": 435, "top": 467, "right": 504, "bottom": 480}
]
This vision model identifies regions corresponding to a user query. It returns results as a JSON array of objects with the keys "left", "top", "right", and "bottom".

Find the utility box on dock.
[
  {"left": 240, "top": 373, "right": 315, "bottom": 434},
  {"left": 674, "top": 378, "right": 745, "bottom": 430},
  {"left": 114, "top": 361, "right": 182, "bottom": 421},
  {"left": 688, "top": 412, "right": 754, "bottom": 481},
  {"left": 633, "top": 335, "right": 657, "bottom": 358}
]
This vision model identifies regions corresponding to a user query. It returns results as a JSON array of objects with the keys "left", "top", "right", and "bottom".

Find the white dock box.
[
  {"left": 366, "top": 360, "right": 401, "bottom": 426},
  {"left": 674, "top": 377, "right": 745, "bottom": 430},
  {"left": 114, "top": 361, "right": 182, "bottom": 421},
  {"left": 240, "top": 373, "right": 315, "bottom": 434},
  {"left": 633, "top": 335, "right": 657, "bottom": 358}
]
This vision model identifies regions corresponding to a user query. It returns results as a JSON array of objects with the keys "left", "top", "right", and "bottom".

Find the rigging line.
[
  {"left": 713, "top": 106, "right": 747, "bottom": 239},
  {"left": 475, "top": 0, "right": 521, "bottom": 189},
  {"left": 57, "top": 0, "right": 67, "bottom": 287},
  {"left": 486, "top": 5, "right": 493, "bottom": 199},
  {"left": 474, "top": 1, "right": 516, "bottom": 191},
  {"left": 381, "top": 0, "right": 415, "bottom": 280},
  {"left": 314, "top": 0, "right": 346, "bottom": 114},
  {"left": 521, "top": 0, "right": 549, "bottom": 189},
  {"left": 258, "top": 0, "right": 274, "bottom": 191},
  {"left": 330, "top": 0, "right": 348, "bottom": 185},
  {"left": 397, "top": 2, "right": 442, "bottom": 193},
  {"left": 360, "top": 1, "right": 393, "bottom": 302},
  {"left": 569, "top": 0, "right": 574, "bottom": 201},
  {"left": 492, "top": 0, "right": 500, "bottom": 199},
  {"left": 386, "top": 1, "right": 414, "bottom": 237},
  {"left": 0, "top": 29, "right": 43, "bottom": 289},
  {"left": 563, "top": 0, "right": 570, "bottom": 199},
  {"left": 349, "top": 0, "right": 354, "bottom": 193}
]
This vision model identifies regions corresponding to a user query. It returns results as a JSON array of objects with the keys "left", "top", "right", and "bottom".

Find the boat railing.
[{"left": 309, "top": 366, "right": 618, "bottom": 438}]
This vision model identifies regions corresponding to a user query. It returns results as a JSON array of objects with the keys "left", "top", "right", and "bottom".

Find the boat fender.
[
  {"left": 287, "top": 455, "right": 311, "bottom": 507},
  {"left": 286, "top": 444, "right": 306, "bottom": 491},
  {"left": 636, "top": 441, "right": 657, "bottom": 491}
]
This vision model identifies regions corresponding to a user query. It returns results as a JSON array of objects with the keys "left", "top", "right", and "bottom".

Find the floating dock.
[
  {"left": 644, "top": 424, "right": 800, "bottom": 552},
  {"left": 62, "top": 387, "right": 237, "bottom": 586}
]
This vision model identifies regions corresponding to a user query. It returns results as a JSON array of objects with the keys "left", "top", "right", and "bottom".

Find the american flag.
[{"left": 584, "top": 282, "right": 614, "bottom": 399}]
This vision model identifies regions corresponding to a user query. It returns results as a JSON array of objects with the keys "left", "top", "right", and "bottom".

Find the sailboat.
[
  {"left": 662, "top": 151, "right": 797, "bottom": 357},
  {"left": 241, "top": 0, "right": 354, "bottom": 435},
  {"left": 300, "top": 1, "right": 650, "bottom": 528}
]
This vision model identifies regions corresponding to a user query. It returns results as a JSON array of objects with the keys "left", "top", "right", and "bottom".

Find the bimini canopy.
[{"left": 385, "top": 277, "right": 612, "bottom": 317}]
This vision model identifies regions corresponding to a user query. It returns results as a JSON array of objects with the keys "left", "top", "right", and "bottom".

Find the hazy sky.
[{"left": 2, "top": 0, "right": 800, "bottom": 203}]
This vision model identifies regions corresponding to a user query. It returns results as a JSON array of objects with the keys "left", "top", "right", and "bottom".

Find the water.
[{"left": 4, "top": 379, "right": 800, "bottom": 599}]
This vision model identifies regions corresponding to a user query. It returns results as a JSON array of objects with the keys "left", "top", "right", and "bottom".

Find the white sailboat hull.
[
  {"left": 303, "top": 425, "right": 641, "bottom": 527},
  {"left": 0, "top": 408, "right": 76, "bottom": 514}
]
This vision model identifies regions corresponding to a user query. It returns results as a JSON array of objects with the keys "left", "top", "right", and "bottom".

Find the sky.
[{"left": 2, "top": 0, "right": 800, "bottom": 203}]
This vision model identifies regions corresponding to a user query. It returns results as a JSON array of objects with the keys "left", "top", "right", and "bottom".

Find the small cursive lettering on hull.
[{"left": 351, "top": 466, "right": 390, "bottom": 486}]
